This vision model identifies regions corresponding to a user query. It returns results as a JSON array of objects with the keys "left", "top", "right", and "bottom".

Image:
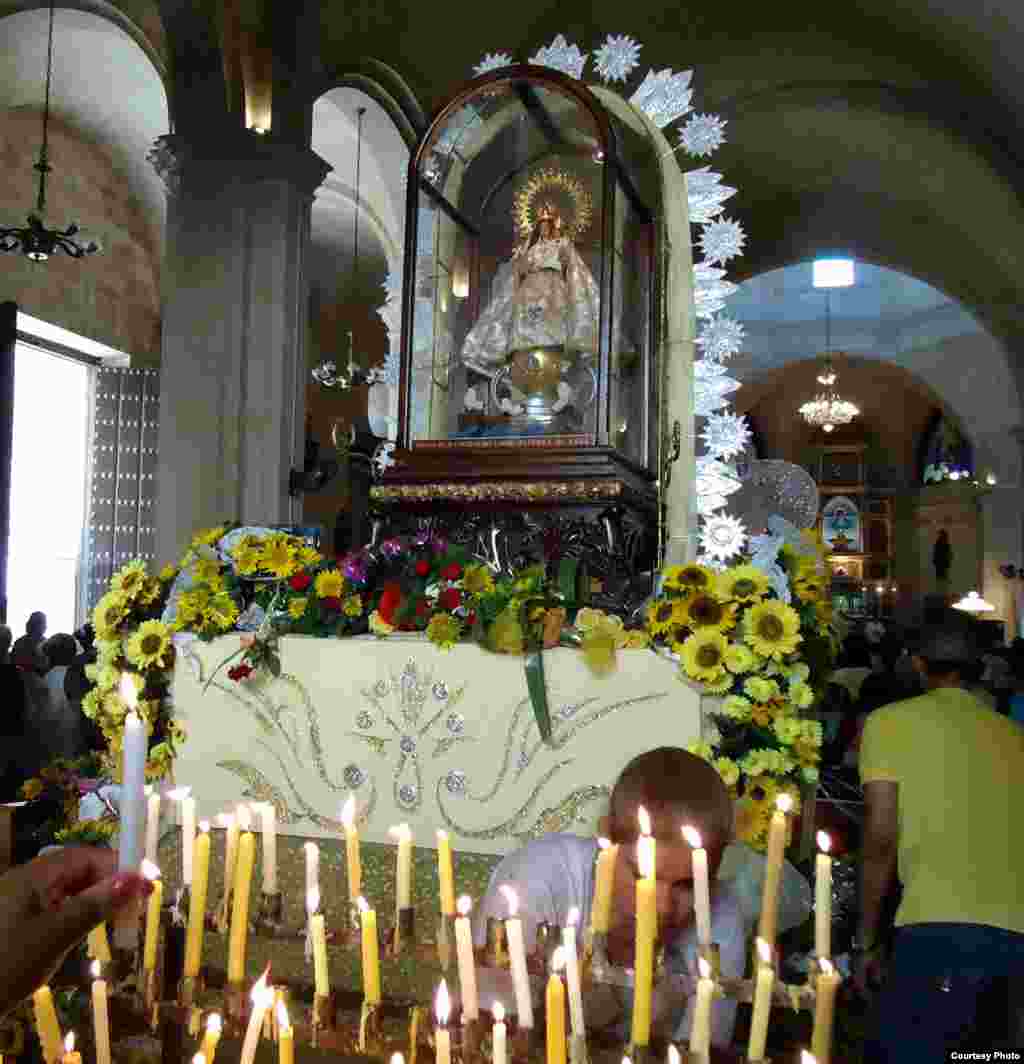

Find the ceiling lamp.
[
  {"left": 952, "top": 590, "right": 995, "bottom": 614},
  {"left": 799, "top": 290, "right": 859, "bottom": 433},
  {"left": 0, "top": 0, "right": 99, "bottom": 261}
]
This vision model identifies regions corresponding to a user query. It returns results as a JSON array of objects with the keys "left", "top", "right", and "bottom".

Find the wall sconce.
[{"left": 452, "top": 265, "right": 469, "bottom": 300}]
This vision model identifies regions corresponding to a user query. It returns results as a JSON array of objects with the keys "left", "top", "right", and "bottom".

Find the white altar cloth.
[{"left": 170, "top": 634, "right": 701, "bottom": 854}]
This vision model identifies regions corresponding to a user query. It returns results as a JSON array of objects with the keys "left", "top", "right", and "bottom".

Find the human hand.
[
  {"left": 853, "top": 946, "right": 887, "bottom": 998},
  {"left": 0, "top": 847, "right": 152, "bottom": 1017}
]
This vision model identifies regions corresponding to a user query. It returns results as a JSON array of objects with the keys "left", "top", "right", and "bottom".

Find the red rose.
[
  {"left": 228, "top": 663, "right": 254, "bottom": 682},
  {"left": 378, "top": 582, "right": 403, "bottom": 625},
  {"left": 289, "top": 571, "right": 311, "bottom": 591},
  {"left": 441, "top": 562, "right": 463, "bottom": 581},
  {"left": 439, "top": 588, "right": 461, "bottom": 611},
  {"left": 415, "top": 598, "right": 430, "bottom": 617},
  {"left": 466, "top": 610, "right": 477, "bottom": 627},
  {"left": 322, "top": 596, "right": 342, "bottom": 612},
  {"left": 415, "top": 559, "right": 431, "bottom": 577}
]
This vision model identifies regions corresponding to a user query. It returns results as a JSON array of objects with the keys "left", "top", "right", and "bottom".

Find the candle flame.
[
  {"left": 206, "top": 1014, "right": 222, "bottom": 1034},
  {"left": 437, "top": 829, "right": 448, "bottom": 842},
  {"left": 341, "top": 794, "right": 357, "bottom": 830},
  {"left": 90, "top": 959, "right": 101, "bottom": 979},
  {"left": 389, "top": 823, "right": 412, "bottom": 842},
  {"left": 64, "top": 1033, "right": 75, "bottom": 1054},
  {"left": 698, "top": 957, "right": 712, "bottom": 980},
  {"left": 249, "top": 969, "right": 269, "bottom": 1004},
  {"left": 819, "top": 957, "right": 834, "bottom": 977},
  {"left": 801, "top": 1054, "right": 818, "bottom": 1064},
  {"left": 168, "top": 786, "right": 191, "bottom": 802},
  {"left": 119, "top": 673, "right": 138, "bottom": 708},
  {"left": 457, "top": 895, "right": 472, "bottom": 917},
  {"left": 277, "top": 1002, "right": 291, "bottom": 1031},
  {"left": 776, "top": 793, "right": 794, "bottom": 814},
  {"left": 566, "top": 906, "right": 579, "bottom": 927},
  {"left": 492, "top": 1002, "right": 505, "bottom": 1023},
  {"left": 141, "top": 858, "right": 161, "bottom": 881},
  {"left": 357, "top": 895, "right": 370, "bottom": 914},
  {"left": 391, "top": 1055, "right": 405, "bottom": 1064},
  {"left": 756, "top": 938, "right": 771, "bottom": 966},
  {"left": 637, "top": 836, "right": 655, "bottom": 880},
  {"left": 193, "top": 1054, "right": 206, "bottom": 1064},
  {"left": 236, "top": 804, "right": 252, "bottom": 830},
  {"left": 435, "top": 979, "right": 451, "bottom": 1025},
  {"left": 307, "top": 887, "right": 320, "bottom": 915},
  {"left": 199, "top": 820, "right": 210, "bottom": 833},
  {"left": 668, "top": 1047, "right": 681, "bottom": 1064},
  {"left": 637, "top": 805, "right": 651, "bottom": 836},
  {"left": 550, "top": 945, "right": 566, "bottom": 973},
  {"left": 597, "top": 837, "right": 611, "bottom": 850},
  {"left": 499, "top": 884, "right": 518, "bottom": 917},
  {"left": 681, "top": 825, "right": 702, "bottom": 849},
  {"left": 816, "top": 830, "right": 831, "bottom": 854}
]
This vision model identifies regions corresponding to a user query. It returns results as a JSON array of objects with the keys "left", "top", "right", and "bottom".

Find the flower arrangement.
[
  {"left": 19, "top": 754, "right": 118, "bottom": 846},
  {"left": 643, "top": 530, "right": 837, "bottom": 849}
]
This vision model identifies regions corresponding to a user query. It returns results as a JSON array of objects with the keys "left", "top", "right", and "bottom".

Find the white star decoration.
[
  {"left": 701, "top": 411, "right": 752, "bottom": 461},
  {"left": 700, "top": 513, "right": 748, "bottom": 563},
  {"left": 594, "top": 34, "right": 642, "bottom": 83},
  {"left": 694, "top": 370, "right": 741, "bottom": 417},
  {"left": 629, "top": 68, "right": 693, "bottom": 128},
  {"left": 697, "top": 315, "right": 745, "bottom": 361},
  {"left": 530, "top": 35, "right": 588, "bottom": 79},
  {"left": 679, "top": 113, "right": 728, "bottom": 157},
  {"left": 693, "top": 264, "right": 738, "bottom": 318},
  {"left": 685, "top": 167, "right": 737, "bottom": 223},
  {"left": 699, "top": 217, "right": 747, "bottom": 266},
  {"left": 474, "top": 52, "right": 514, "bottom": 76}
]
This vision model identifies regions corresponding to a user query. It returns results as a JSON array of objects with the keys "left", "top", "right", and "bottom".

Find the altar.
[{"left": 171, "top": 635, "right": 701, "bottom": 852}]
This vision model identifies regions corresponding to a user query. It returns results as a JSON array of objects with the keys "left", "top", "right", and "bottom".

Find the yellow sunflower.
[
  {"left": 192, "top": 525, "right": 227, "bottom": 548},
  {"left": 93, "top": 591, "right": 130, "bottom": 640},
  {"left": 297, "top": 545, "right": 323, "bottom": 568},
  {"left": 343, "top": 594, "right": 363, "bottom": 617},
  {"left": 724, "top": 642, "right": 757, "bottom": 673},
  {"left": 703, "top": 670, "right": 735, "bottom": 695},
  {"left": 683, "top": 592, "right": 736, "bottom": 632},
  {"left": 288, "top": 597, "right": 309, "bottom": 620},
  {"left": 462, "top": 564, "right": 495, "bottom": 596},
  {"left": 680, "top": 630, "right": 729, "bottom": 683},
  {"left": 718, "top": 564, "right": 770, "bottom": 603},
  {"left": 233, "top": 546, "right": 263, "bottom": 576},
  {"left": 314, "top": 569, "right": 345, "bottom": 599},
  {"left": 663, "top": 563, "right": 713, "bottom": 595},
  {"left": 646, "top": 597, "right": 688, "bottom": 637},
  {"left": 136, "top": 576, "right": 162, "bottom": 605},
  {"left": 158, "top": 564, "right": 178, "bottom": 583},
  {"left": 744, "top": 600, "right": 802, "bottom": 660},
  {"left": 125, "top": 620, "right": 173, "bottom": 670},
  {"left": 259, "top": 535, "right": 299, "bottom": 578},
  {"left": 193, "top": 557, "right": 223, "bottom": 585},
  {"left": 110, "top": 559, "right": 148, "bottom": 598},
  {"left": 426, "top": 612, "right": 462, "bottom": 651},
  {"left": 204, "top": 593, "right": 239, "bottom": 631}
]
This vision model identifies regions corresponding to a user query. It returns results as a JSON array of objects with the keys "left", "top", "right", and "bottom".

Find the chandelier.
[
  {"left": 798, "top": 290, "right": 859, "bottom": 433},
  {"left": 0, "top": 0, "right": 100, "bottom": 261}
]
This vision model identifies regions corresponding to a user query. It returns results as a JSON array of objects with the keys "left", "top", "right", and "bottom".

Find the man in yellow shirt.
[{"left": 857, "top": 612, "right": 1024, "bottom": 1061}]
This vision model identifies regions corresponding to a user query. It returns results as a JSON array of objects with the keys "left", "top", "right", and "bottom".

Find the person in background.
[
  {"left": 11, "top": 612, "right": 48, "bottom": 675},
  {"left": 829, "top": 634, "right": 873, "bottom": 702},
  {"left": 0, "top": 625, "right": 11, "bottom": 666},
  {"left": 857, "top": 611, "right": 1024, "bottom": 1061}
]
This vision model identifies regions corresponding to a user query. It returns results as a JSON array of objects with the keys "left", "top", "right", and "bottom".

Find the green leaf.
[{"left": 524, "top": 651, "right": 554, "bottom": 745}]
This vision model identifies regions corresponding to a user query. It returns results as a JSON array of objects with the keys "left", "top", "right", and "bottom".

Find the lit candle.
[
  {"left": 87, "top": 924, "right": 112, "bottom": 964},
  {"left": 561, "top": 908, "right": 585, "bottom": 1039},
  {"left": 277, "top": 1003, "right": 293, "bottom": 1064},
  {"left": 802, "top": 1053, "right": 818, "bottom": 1064},
  {"left": 667, "top": 1047, "right": 680, "bottom": 1064},
  {"left": 454, "top": 895, "right": 479, "bottom": 1020},
  {"left": 32, "top": 986, "right": 62, "bottom": 1064},
  {"left": 436, "top": 830, "right": 456, "bottom": 917},
  {"left": 90, "top": 962, "right": 111, "bottom": 1064},
  {"left": 500, "top": 885, "right": 534, "bottom": 1029},
  {"left": 815, "top": 832, "right": 833, "bottom": 961},
  {"left": 757, "top": 794, "right": 792, "bottom": 947},
  {"left": 305, "top": 842, "right": 320, "bottom": 906},
  {"left": 201, "top": 1015, "right": 222, "bottom": 1064},
  {"left": 492, "top": 1003, "right": 507, "bottom": 1064},
  {"left": 239, "top": 975, "right": 273, "bottom": 1064},
  {"left": 257, "top": 802, "right": 278, "bottom": 894},
  {"left": 545, "top": 947, "right": 567, "bottom": 1064},
  {"left": 117, "top": 684, "right": 147, "bottom": 947},
  {"left": 61, "top": 1032, "right": 81, "bottom": 1064},
  {"left": 391, "top": 823, "right": 413, "bottom": 910},
  {"left": 220, "top": 812, "right": 239, "bottom": 897},
  {"left": 227, "top": 818, "right": 256, "bottom": 983},
  {"left": 631, "top": 806, "right": 657, "bottom": 1049},
  {"left": 811, "top": 958, "right": 840, "bottom": 1064},
  {"left": 184, "top": 821, "right": 211, "bottom": 977},
  {"left": 682, "top": 826, "right": 711, "bottom": 949},
  {"left": 141, "top": 860, "right": 163, "bottom": 972},
  {"left": 193, "top": 1052, "right": 206, "bottom": 1064},
  {"left": 308, "top": 888, "right": 330, "bottom": 998},
  {"left": 357, "top": 896, "right": 381, "bottom": 1003},
  {"left": 144, "top": 787, "right": 161, "bottom": 865},
  {"left": 590, "top": 838, "right": 618, "bottom": 935},
  {"left": 341, "top": 794, "right": 363, "bottom": 901},
  {"left": 747, "top": 938, "right": 774, "bottom": 1062},
  {"left": 434, "top": 980, "right": 452, "bottom": 1064},
  {"left": 169, "top": 787, "right": 195, "bottom": 887},
  {"left": 688, "top": 957, "right": 714, "bottom": 1058}
]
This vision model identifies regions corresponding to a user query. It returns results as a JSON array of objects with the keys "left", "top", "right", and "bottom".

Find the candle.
[
  {"left": 492, "top": 1003, "right": 507, "bottom": 1064},
  {"left": 90, "top": 962, "right": 111, "bottom": 1064},
  {"left": 747, "top": 939, "right": 774, "bottom": 1062},
  {"left": 434, "top": 981, "right": 452, "bottom": 1064},
  {"left": 688, "top": 957, "right": 714, "bottom": 1058},
  {"left": 391, "top": 823, "right": 413, "bottom": 910},
  {"left": 240, "top": 975, "right": 273, "bottom": 1064},
  {"left": 357, "top": 896, "right": 381, "bottom": 1003},
  {"left": 193, "top": 1053, "right": 206, "bottom": 1064},
  {"left": 169, "top": 787, "right": 196, "bottom": 887},
  {"left": 757, "top": 794, "right": 792, "bottom": 946},
  {"left": 257, "top": 802, "right": 278, "bottom": 894},
  {"left": 590, "top": 838, "right": 618, "bottom": 935},
  {"left": 32, "top": 986, "right": 62, "bottom": 1064},
  {"left": 201, "top": 1015, "right": 222, "bottom": 1064},
  {"left": 277, "top": 1003, "right": 294, "bottom": 1064},
  {"left": 61, "top": 1032, "right": 81, "bottom": 1064},
  {"left": 228, "top": 823, "right": 256, "bottom": 983},
  {"left": 144, "top": 788, "right": 161, "bottom": 865},
  {"left": 668, "top": 1047, "right": 680, "bottom": 1064},
  {"left": 500, "top": 885, "right": 534, "bottom": 1029},
  {"left": 682, "top": 826, "right": 711, "bottom": 949},
  {"left": 811, "top": 958, "right": 840, "bottom": 1064},
  {"left": 220, "top": 813, "right": 239, "bottom": 897},
  {"left": 631, "top": 807, "right": 657, "bottom": 1049},
  {"left": 815, "top": 832, "right": 833, "bottom": 960},
  {"left": 341, "top": 794, "right": 362, "bottom": 901},
  {"left": 141, "top": 860, "right": 163, "bottom": 972},
  {"left": 436, "top": 830, "right": 456, "bottom": 917},
  {"left": 87, "top": 924, "right": 112, "bottom": 964},
  {"left": 117, "top": 684, "right": 146, "bottom": 898},
  {"left": 309, "top": 889, "right": 330, "bottom": 998},
  {"left": 305, "top": 842, "right": 320, "bottom": 905},
  {"left": 454, "top": 895, "right": 479, "bottom": 1020},
  {"left": 545, "top": 947, "right": 567, "bottom": 1064},
  {"left": 802, "top": 1054, "right": 818, "bottom": 1064},
  {"left": 561, "top": 908, "right": 585, "bottom": 1039},
  {"left": 184, "top": 821, "right": 211, "bottom": 977}
]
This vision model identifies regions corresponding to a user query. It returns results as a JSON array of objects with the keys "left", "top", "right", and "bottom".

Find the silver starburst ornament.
[
  {"left": 701, "top": 411, "right": 752, "bottom": 461},
  {"left": 697, "top": 315, "right": 746, "bottom": 361},
  {"left": 693, "top": 264, "right": 738, "bottom": 318},
  {"left": 530, "top": 35, "right": 588, "bottom": 79},
  {"left": 685, "top": 167, "right": 737, "bottom": 223},
  {"left": 594, "top": 34, "right": 642, "bottom": 83},
  {"left": 474, "top": 52, "right": 514, "bottom": 76},
  {"left": 679, "top": 113, "right": 728, "bottom": 158},
  {"left": 699, "top": 217, "right": 747, "bottom": 266},
  {"left": 629, "top": 68, "right": 693, "bottom": 129},
  {"left": 694, "top": 370, "right": 741, "bottom": 417},
  {"left": 700, "top": 513, "right": 748, "bottom": 563}
]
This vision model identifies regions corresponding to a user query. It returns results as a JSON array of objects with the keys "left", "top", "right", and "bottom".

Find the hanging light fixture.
[
  {"left": 0, "top": 0, "right": 100, "bottom": 261},
  {"left": 799, "top": 290, "right": 859, "bottom": 433},
  {"left": 311, "top": 106, "right": 382, "bottom": 391}
]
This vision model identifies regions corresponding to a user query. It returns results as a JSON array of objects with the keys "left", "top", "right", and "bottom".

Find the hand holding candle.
[
  {"left": 434, "top": 980, "right": 452, "bottom": 1064},
  {"left": 500, "top": 885, "right": 533, "bottom": 1029},
  {"left": 682, "top": 826, "right": 711, "bottom": 949},
  {"left": 815, "top": 832, "right": 833, "bottom": 961},
  {"left": 342, "top": 795, "right": 362, "bottom": 901},
  {"left": 747, "top": 938, "right": 774, "bottom": 1062},
  {"left": 454, "top": 895, "right": 479, "bottom": 1020}
]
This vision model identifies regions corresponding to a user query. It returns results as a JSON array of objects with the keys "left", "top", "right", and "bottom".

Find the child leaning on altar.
[{"left": 470, "top": 747, "right": 811, "bottom": 1048}]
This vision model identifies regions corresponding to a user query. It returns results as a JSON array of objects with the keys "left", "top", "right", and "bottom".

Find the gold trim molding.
[{"left": 371, "top": 480, "right": 625, "bottom": 504}]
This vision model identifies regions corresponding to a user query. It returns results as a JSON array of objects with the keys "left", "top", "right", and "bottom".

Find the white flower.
[
  {"left": 701, "top": 411, "right": 752, "bottom": 461},
  {"left": 594, "top": 34, "right": 641, "bottom": 83},
  {"left": 473, "top": 52, "right": 514, "bottom": 76},
  {"left": 698, "top": 218, "right": 747, "bottom": 266},
  {"left": 697, "top": 315, "right": 746, "bottom": 361},
  {"left": 679, "top": 113, "right": 728, "bottom": 158},
  {"left": 530, "top": 35, "right": 588, "bottom": 79},
  {"left": 699, "top": 513, "right": 748, "bottom": 563}
]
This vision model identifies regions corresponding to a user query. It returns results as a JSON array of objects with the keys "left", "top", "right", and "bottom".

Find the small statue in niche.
[{"left": 933, "top": 528, "right": 953, "bottom": 582}]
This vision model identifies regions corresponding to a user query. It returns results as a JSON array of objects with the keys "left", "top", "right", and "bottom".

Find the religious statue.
[{"left": 933, "top": 528, "right": 953, "bottom": 582}]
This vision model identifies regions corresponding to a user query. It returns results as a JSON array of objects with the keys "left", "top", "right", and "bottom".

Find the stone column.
[{"left": 150, "top": 128, "right": 330, "bottom": 563}]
